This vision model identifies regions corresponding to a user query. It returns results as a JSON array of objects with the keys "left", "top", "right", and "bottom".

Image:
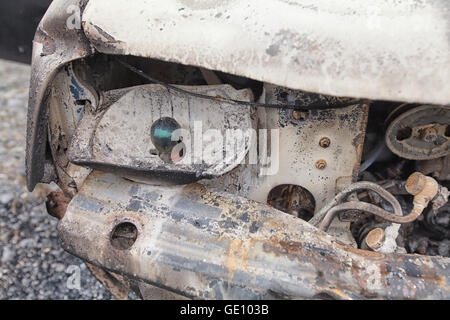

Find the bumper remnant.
[{"left": 58, "top": 171, "right": 450, "bottom": 299}]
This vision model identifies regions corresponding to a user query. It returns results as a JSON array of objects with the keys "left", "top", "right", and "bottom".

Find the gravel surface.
[{"left": 0, "top": 59, "right": 113, "bottom": 300}]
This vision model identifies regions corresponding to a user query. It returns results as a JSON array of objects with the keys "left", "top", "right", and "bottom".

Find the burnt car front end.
[{"left": 26, "top": 0, "right": 450, "bottom": 299}]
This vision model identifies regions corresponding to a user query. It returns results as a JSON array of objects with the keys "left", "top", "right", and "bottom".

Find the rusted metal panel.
[
  {"left": 247, "top": 85, "right": 369, "bottom": 210},
  {"left": 58, "top": 171, "right": 450, "bottom": 299},
  {"left": 200, "top": 93, "right": 369, "bottom": 246},
  {"left": 82, "top": 0, "right": 450, "bottom": 105}
]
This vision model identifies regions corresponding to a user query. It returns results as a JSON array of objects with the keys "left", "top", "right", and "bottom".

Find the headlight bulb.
[{"left": 150, "top": 117, "right": 184, "bottom": 163}]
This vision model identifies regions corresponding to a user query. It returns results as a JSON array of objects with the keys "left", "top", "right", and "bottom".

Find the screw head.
[
  {"left": 315, "top": 159, "right": 327, "bottom": 170},
  {"left": 405, "top": 172, "right": 426, "bottom": 195},
  {"left": 365, "top": 228, "right": 385, "bottom": 250},
  {"left": 319, "top": 137, "right": 331, "bottom": 148},
  {"left": 421, "top": 127, "right": 438, "bottom": 143}
]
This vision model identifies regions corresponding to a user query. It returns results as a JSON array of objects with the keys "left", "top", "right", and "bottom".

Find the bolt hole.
[
  {"left": 396, "top": 126, "right": 412, "bottom": 141},
  {"left": 292, "top": 109, "right": 309, "bottom": 121},
  {"left": 110, "top": 222, "right": 138, "bottom": 250},
  {"left": 267, "top": 184, "right": 315, "bottom": 221},
  {"left": 170, "top": 141, "right": 186, "bottom": 163}
]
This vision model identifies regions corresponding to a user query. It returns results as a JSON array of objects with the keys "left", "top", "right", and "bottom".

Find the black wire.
[{"left": 117, "top": 58, "right": 366, "bottom": 110}]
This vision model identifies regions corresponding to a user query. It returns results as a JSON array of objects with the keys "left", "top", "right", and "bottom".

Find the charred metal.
[{"left": 24, "top": 0, "right": 450, "bottom": 300}]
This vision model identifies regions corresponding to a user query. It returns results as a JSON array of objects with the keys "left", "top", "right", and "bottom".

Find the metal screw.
[
  {"left": 405, "top": 172, "right": 427, "bottom": 196},
  {"left": 365, "top": 228, "right": 385, "bottom": 250},
  {"left": 315, "top": 159, "right": 327, "bottom": 170},
  {"left": 319, "top": 137, "right": 331, "bottom": 148},
  {"left": 421, "top": 127, "right": 438, "bottom": 143}
]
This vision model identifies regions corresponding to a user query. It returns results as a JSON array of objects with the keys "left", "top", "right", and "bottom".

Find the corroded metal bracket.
[
  {"left": 58, "top": 171, "right": 450, "bottom": 299},
  {"left": 66, "top": 84, "right": 254, "bottom": 184}
]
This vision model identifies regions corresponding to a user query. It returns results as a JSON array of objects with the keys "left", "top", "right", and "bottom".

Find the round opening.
[
  {"left": 445, "top": 125, "right": 450, "bottom": 138},
  {"left": 292, "top": 109, "right": 309, "bottom": 121},
  {"left": 170, "top": 141, "right": 186, "bottom": 163},
  {"left": 396, "top": 126, "right": 412, "bottom": 141},
  {"left": 75, "top": 99, "right": 90, "bottom": 106},
  {"left": 110, "top": 222, "right": 138, "bottom": 250},
  {"left": 267, "top": 185, "right": 316, "bottom": 221}
]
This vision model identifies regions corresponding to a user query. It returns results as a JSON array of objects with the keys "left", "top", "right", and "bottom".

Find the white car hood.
[{"left": 82, "top": 0, "right": 450, "bottom": 105}]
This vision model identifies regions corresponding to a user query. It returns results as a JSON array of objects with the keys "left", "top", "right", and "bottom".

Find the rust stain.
[
  {"left": 46, "top": 191, "right": 71, "bottom": 220},
  {"left": 225, "top": 239, "right": 243, "bottom": 282},
  {"left": 334, "top": 241, "right": 385, "bottom": 260},
  {"left": 331, "top": 288, "right": 349, "bottom": 299}
]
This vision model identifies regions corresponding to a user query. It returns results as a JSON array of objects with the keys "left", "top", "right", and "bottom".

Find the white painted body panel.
[{"left": 83, "top": 0, "right": 450, "bottom": 105}]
